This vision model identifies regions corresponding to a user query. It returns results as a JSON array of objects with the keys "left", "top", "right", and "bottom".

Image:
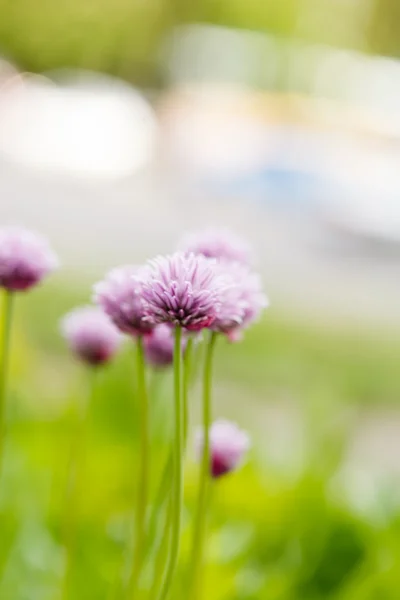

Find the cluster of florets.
[
  {"left": 59, "top": 227, "right": 268, "bottom": 373},
  {"left": 91, "top": 227, "right": 268, "bottom": 352},
  {"left": 0, "top": 223, "right": 266, "bottom": 548},
  {"left": 88, "top": 227, "right": 267, "bottom": 475},
  {"left": 0, "top": 224, "right": 265, "bottom": 477}
]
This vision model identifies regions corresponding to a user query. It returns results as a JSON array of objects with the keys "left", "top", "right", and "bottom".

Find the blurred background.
[{"left": 1, "top": 0, "right": 400, "bottom": 598}]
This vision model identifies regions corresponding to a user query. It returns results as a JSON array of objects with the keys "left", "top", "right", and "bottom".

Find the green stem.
[
  {"left": 0, "top": 290, "right": 14, "bottom": 480},
  {"left": 190, "top": 339, "right": 203, "bottom": 387},
  {"left": 146, "top": 338, "right": 193, "bottom": 570},
  {"left": 150, "top": 492, "right": 173, "bottom": 600},
  {"left": 144, "top": 453, "right": 173, "bottom": 561},
  {"left": 62, "top": 368, "right": 98, "bottom": 600},
  {"left": 156, "top": 327, "right": 183, "bottom": 600},
  {"left": 129, "top": 336, "right": 150, "bottom": 596},
  {"left": 188, "top": 331, "right": 217, "bottom": 600},
  {"left": 183, "top": 337, "right": 194, "bottom": 449}
]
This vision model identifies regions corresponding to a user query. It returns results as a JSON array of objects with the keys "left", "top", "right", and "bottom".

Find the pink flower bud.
[
  {"left": 61, "top": 306, "right": 122, "bottom": 366},
  {"left": 196, "top": 420, "right": 250, "bottom": 478},
  {"left": 0, "top": 226, "right": 58, "bottom": 292},
  {"left": 143, "top": 324, "right": 187, "bottom": 368}
]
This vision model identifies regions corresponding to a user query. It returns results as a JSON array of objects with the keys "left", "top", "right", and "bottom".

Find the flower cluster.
[
  {"left": 0, "top": 224, "right": 263, "bottom": 476},
  {"left": 0, "top": 224, "right": 265, "bottom": 600},
  {"left": 90, "top": 227, "right": 268, "bottom": 345},
  {"left": 87, "top": 228, "right": 265, "bottom": 479}
]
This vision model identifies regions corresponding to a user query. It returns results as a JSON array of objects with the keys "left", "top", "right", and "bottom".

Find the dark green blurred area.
[
  {"left": 0, "top": 0, "right": 399, "bottom": 84},
  {"left": 0, "top": 284, "right": 399, "bottom": 599}
]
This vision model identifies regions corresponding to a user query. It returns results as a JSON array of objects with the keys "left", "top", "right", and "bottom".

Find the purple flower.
[
  {"left": 0, "top": 226, "right": 58, "bottom": 292},
  {"left": 178, "top": 227, "right": 252, "bottom": 265},
  {"left": 143, "top": 324, "right": 187, "bottom": 368},
  {"left": 93, "top": 266, "right": 154, "bottom": 337},
  {"left": 141, "top": 253, "right": 223, "bottom": 331},
  {"left": 211, "top": 263, "right": 248, "bottom": 335},
  {"left": 61, "top": 306, "right": 122, "bottom": 366},
  {"left": 196, "top": 420, "right": 250, "bottom": 479},
  {"left": 212, "top": 263, "right": 268, "bottom": 339},
  {"left": 239, "top": 270, "right": 268, "bottom": 329}
]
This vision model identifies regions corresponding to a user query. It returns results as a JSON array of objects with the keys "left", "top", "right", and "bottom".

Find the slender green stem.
[
  {"left": 144, "top": 453, "right": 173, "bottom": 560},
  {"left": 145, "top": 338, "right": 193, "bottom": 569},
  {"left": 128, "top": 336, "right": 150, "bottom": 597},
  {"left": 62, "top": 368, "right": 98, "bottom": 600},
  {"left": 0, "top": 290, "right": 14, "bottom": 480},
  {"left": 190, "top": 339, "right": 204, "bottom": 388},
  {"left": 188, "top": 331, "right": 217, "bottom": 600},
  {"left": 183, "top": 337, "right": 194, "bottom": 449},
  {"left": 150, "top": 492, "right": 173, "bottom": 600},
  {"left": 155, "top": 327, "right": 183, "bottom": 600}
]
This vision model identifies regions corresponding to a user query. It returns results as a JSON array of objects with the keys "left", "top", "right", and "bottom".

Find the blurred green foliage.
[
  {"left": 0, "top": 0, "right": 399, "bottom": 84},
  {"left": 0, "top": 283, "right": 399, "bottom": 598}
]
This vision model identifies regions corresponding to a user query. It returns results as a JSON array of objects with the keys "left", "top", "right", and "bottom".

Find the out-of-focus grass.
[
  {"left": 21, "top": 281, "right": 400, "bottom": 408},
  {"left": 0, "top": 282, "right": 399, "bottom": 599},
  {"left": 217, "top": 315, "right": 400, "bottom": 406}
]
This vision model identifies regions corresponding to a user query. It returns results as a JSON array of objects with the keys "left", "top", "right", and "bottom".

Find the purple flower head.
[
  {"left": 61, "top": 306, "right": 122, "bottom": 366},
  {"left": 143, "top": 324, "right": 187, "bottom": 368},
  {"left": 196, "top": 420, "right": 250, "bottom": 479},
  {"left": 178, "top": 227, "right": 252, "bottom": 265},
  {"left": 212, "top": 263, "right": 268, "bottom": 338},
  {"left": 141, "top": 252, "right": 223, "bottom": 331},
  {"left": 93, "top": 265, "right": 154, "bottom": 337},
  {"left": 240, "top": 270, "right": 269, "bottom": 329},
  {"left": 0, "top": 226, "right": 58, "bottom": 292},
  {"left": 211, "top": 263, "right": 248, "bottom": 335}
]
